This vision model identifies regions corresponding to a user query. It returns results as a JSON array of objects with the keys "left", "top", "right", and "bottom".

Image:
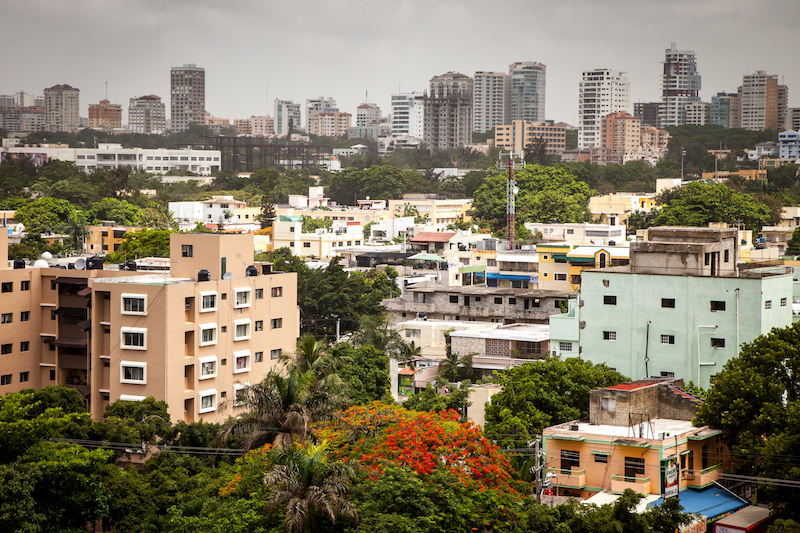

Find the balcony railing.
[
  {"left": 547, "top": 467, "right": 586, "bottom": 488},
  {"left": 611, "top": 474, "right": 651, "bottom": 494},
  {"left": 686, "top": 463, "right": 722, "bottom": 488}
]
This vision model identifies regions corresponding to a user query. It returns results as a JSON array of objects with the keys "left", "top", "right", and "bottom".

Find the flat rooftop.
[
  {"left": 546, "top": 418, "right": 698, "bottom": 440},
  {"left": 405, "top": 282, "right": 573, "bottom": 298},
  {"left": 90, "top": 274, "right": 194, "bottom": 286},
  {"left": 449, "top": 323, "right": 550, "bottom": 343}
]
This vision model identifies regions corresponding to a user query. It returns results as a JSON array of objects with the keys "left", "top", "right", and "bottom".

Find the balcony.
[
  {"left": 686, "top": 463, "right": 722, "bottom": 488},
  {"left": 548, "top": 467, "right": 586, "bottom": 489},
  {"left": 611, "top": 475, "right": 651, "bottom": 494}
]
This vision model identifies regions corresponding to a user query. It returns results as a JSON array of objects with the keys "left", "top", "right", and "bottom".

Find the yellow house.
[
  {"left": 388, "top": 197, "right": 473, "bottom": 225},
  {"left": 564, "top": 246, "right": 631, "bottom": 291}
]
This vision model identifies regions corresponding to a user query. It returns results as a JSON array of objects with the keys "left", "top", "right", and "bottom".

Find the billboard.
[
  {"left": 0, "top": 152, "right": 50, "bottom": 167},
  {"left": 661, "top": 456, "right": 679, "bottom": 498}
]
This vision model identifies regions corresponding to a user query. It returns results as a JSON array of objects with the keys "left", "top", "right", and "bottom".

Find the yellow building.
[
  {"left": 588, "top": 193, "right": 656, "bottom": 226},
  {"left": 0, "top": 233, "right": 299, "bottom": 423},
  {"left": 84, "top": 225, "right": 141, "bottom": 255},
  {"left": 536, "top": 243, "right": 630, "bottom": 292},
  {"left": 388, "top": 197, "right": 473, "bottom": 225},
  {"left": 494, "top": 120, "right": 566, "bottom": 155}
]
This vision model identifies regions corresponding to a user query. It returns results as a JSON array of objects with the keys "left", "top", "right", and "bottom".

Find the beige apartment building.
[
  {"left": 600, "top": 111, "right": 641, "bottom": 158},
  {"left": 494, "top": 120, "right": 566, "bottom": 155},
  {"left": 388, "top": 197, "right": 473, "bottom": 225},
  {"left": 308, "top": 111, "right": 351, "bottom": 138},
  {"left": 0, "top": 233, "right": 298, "bottom": 423}
]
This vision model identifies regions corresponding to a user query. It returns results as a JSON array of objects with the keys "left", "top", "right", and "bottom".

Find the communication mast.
[{"left": 497, "top": 152, "right": 524, "bottom": 251}]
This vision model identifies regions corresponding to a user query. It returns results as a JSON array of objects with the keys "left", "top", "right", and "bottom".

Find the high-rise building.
[
  {"left": 355, "top": 103, "right": 381, "bottom": 126},
  {"left": 786, "top": 108, "right": 800, "bottom": 132},
  {"left": 308, "top": 111, "right": 351, "bottom": 138},
  {"left": 170, "top": 64, "right": 205, "bottom": 133},
  {"left": 634, "top": 102, "right": 662, "bottom": 128},
  {"left": 494, "top": 120, "right": 566, "bottom": 155},
  {"left": 44, "top": 84, "right": 80, "bottom": 132},
  {"left": 472, "top": 71, "right": 510, "bottom": 134},
  {"left": 509, "top": 62, "right": 546, "bottom": 123},
  {"left": 423, "top": 72, "right": 473, "bottom": 149},
  {"left": 0, "top": 91, "right": 43, "bottom": 107},
  {"left": 710, "top": 93, "right": 737, "bottom": 129},
  {"left": 391, "top": 91, "right": 425, "bottom": 137},
  {"left": 660, "top": 44, "right": 701, "bottom": 127},
  {"left": 305, "top": 97, "right": 337, "bottom": 132},
  {"left": 740, "top": 71, "right": 781, "bottom": 131},
  {"left": 88, "top": 99, "right": 122, "bottom": 129},
  {"left": 128, "top": 95, "right": 166, "bottom": 134},
  {"left": 684, "top": 101, "right": 711, "bottom": 126},
  {"left": 778, "top": 85, "right": 789, "bottom": 131},
  {"left": 578, "top": 69, "right": 630, "bottom": 150},
  {"left": 274, "top": 100, "right": 301, "bottom": 135}
]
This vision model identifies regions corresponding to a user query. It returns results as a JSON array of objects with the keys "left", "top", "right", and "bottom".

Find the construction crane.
[{"left": 497, "top": 151, "right": 524, "bottom": 251}]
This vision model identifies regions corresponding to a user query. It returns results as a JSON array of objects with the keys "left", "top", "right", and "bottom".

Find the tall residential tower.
[
  {"left": 423, "top": 72, "right": 473, "bottom": 149},
  {"left": 170, "top": 64, "right": 205, "bottom": 133},
  {"left": 509, "top": 62, "right": 546, "bottom": 123},
  {"left": 660, "top": 44, "right": 701, "bottom": 127},
  {"left": 44, "top": 84, "right": 80, "bottom": 133},
  {"left": 578, "top": 69, "right": 630, "bottom": 149},
  {"left": 472, "top": 71, "right": 510, "bottom": 134}
]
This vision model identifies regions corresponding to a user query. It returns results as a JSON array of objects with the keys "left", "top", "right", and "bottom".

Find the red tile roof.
[
  {"left": 605, "top": 381, "right": 655, "bottom": 391},
  {"left": 409, "top": 232, "right": 457, "bottom": 243},
  {"left": 398, "top": 367, "right": 417, "bottom": 375}
]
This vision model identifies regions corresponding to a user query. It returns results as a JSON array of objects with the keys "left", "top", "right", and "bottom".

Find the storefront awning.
[
  {"left": 647, "top": 486, "right": 747, "bottom": 523},
  {"left": 487, "top": 273, "right": 536, "bottom": 281}
]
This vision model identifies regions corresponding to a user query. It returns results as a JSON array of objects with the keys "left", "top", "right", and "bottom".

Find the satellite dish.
[
  {"left": 41, "top": 251, "right": 53, "bottom": 260},
  {"left": 223, "top": 272, "right": 233, "bottom": 280},
  {"left": 74, "top": 258, "right": 86, "bottom": 270}
]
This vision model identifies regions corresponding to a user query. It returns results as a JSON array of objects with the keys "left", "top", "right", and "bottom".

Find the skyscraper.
[
  {"left": 509, "top": 62, "right": 546, "bottom": 123},
  {"left": 128, "top": 95, "right": 166, "bottom": 134},
  {"left": 88, "top": 99, "right": 122, "bottom": 129},
  {"left": 274, "top": 99, "right": 301, "bottom": 135},
  {"left": 391, "top": 91, "right": 425, "bottom": 138},
  {"left": 578, "top": 69, "right": 630, "bottom": 149},
  {"left": 44, "top": 84, "right": 80, "bottom": 132},
  {"left": 305, "top": 97, "right": 337, "bottom": 132},
  {"left": 423, "top": 72, "right": 473, "bottom": 149},
  {"left": 170, "top": 64, "right": 205, "bottom": 133},
  {"left": 659, "top": 44, "right": 701, "bottom": 127},
  {"left": 740, "top": 71, "right": 780, "bottom": 131},
  {"left": 472, "top": 71, "right": 510, "bottom": 134}
]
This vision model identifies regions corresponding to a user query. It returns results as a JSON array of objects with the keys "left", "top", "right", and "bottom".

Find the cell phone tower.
[{"left": 497, "top": 152, "right": 524, "bottom": 251}]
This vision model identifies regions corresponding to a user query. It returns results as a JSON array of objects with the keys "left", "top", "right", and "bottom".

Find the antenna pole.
[{"left": 497, "top": 152, "right": 524, "bottom": 251}]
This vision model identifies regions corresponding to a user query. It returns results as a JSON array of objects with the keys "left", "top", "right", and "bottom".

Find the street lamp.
[{"left": 680, "top": 149, "right": 686, "bottom": 180}]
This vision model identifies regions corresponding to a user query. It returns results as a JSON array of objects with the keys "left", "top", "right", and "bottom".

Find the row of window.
[
  {"left": 1, "top": 342, "right": 30, "bottom": 354},
  {"left": 1, "top": 280, "right": 30, "bottom": 293},
  {"left": 0, "top": 371, "right": 29, "bottom": 386},
  {"left": 603, "top": 296, "right": 788, "bottom": 311},
  {"left": 602, "top": 330, "right": 726, "bottom": 347},
  {"left": 120, "top": 287, "right": 284, "bottom": 318},
  {"left": 122, "top": 319, "right": 282, "bottom": 350}
]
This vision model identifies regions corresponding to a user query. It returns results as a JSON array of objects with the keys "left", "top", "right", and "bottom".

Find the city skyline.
[{"left": 2, "top": 0, "right": 799, "bottom": 128}]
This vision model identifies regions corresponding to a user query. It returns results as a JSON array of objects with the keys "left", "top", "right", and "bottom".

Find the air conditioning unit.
[
  {"left": 569, "top": 424, "right": 579, "bottom": 431},
  {"left": 551, "top": 350, "right": 560, "bottom": 357},
  {"left": 185, "top": 303, "right": 191, "bottom": 311}
]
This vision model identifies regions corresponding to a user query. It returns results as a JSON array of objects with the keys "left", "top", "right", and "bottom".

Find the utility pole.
[{"left": 534, "top": 436, "right": 542, "bottom": 503}]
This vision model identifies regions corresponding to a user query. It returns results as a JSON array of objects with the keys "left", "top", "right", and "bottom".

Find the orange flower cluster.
[{"left": 218, "top": 443, "right": 273, "bottom": 497}]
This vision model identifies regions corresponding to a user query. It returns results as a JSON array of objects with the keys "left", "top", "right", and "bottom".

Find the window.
[
  {"left": 710, "top": 301, "right": 726, "bottom": 312},
  {"left": 765, "top": 300, "right": 772, "bottom": 310},
  {"left": 199, "top": 324, "right": 218, "bottom": 346},
  {"left": 0, "top": 375, "right": 10, "bottom": 386},
  {"left": 624, "top": 457, "right": 645, "bottom": 478},
  {"left": 200, "top": 291, "right": 217, "bottom": 312},
  {"left": 221, "top": 358, "right": 227, "bottom": 366},
  {"left": 554, "top": 273, "right": 567, "bottom": 281},
  {"left": 234, "top": 319, "right": 251, "bottom": 341},
  {"left": 405, "top": 329, "right": 421, "bottom": 338},
  {"left": 1, "top": 313, "right": 11, "bottom": 324},
  {"left": 121, "top": 294, "right": 147, "bottom": 315},
  {"left": 182, "top": 244, "right": 193, "bottom": 257},
  {"left": 449, "top": 295, "right": 459, "bottom": 303},
  {"left": 603, "top": 295, "right": 617, "bottom": 305},
  {"left": 593, "top": 453, "right": 609, "bottom": 463},
  {"left": 199, "top": 356, "right": 217, "bottom": 379},
  {"left": 234, "top": 350, "right": 251, "bottom": 373},
  {"left": 234, "top": 288, "right": 251, "bottom": 308},
  {"left": 660, "top": 371, "right": 675, "bottom": 377},
  {"left": 199, "top": 390, "right": 217, "bottom": 413},
  {"left": 661, "top": 335, "right": 675, "bottom": 345},
  {"left": 20, "top": 280, "right": 30, "bottom": 291},
  {"left": 20, "top": 311, "right": 29, "bottom": 322},
  {"left": 559, "top": 342, "right": 573, "bottom": 352},
  {"left": 234, "top": 383, "right": 250, "bottom": 406},
  {"left": 50, "top": 370, "right": 55, "bottom": 380},
  {"left": 255, "top": 320, "right": 263, "bottom": 332},
  {"left": 220, "top": 293, "right": 227, "bottom": 300},
  {"left": 1, "top": 282, "right": 11, "bottom": 293},
  {"left": 121, "top": 327, "right": 147, "bottom": 350},
  {"left": 600, "top": 397, "right": 616, "bottom": 412},
  {"left": 560, "top": 450, "right": 580, "bottom": 470},
  {"left": 494, "top": 297, "right": 503, "bottom": 304},
  {"left": 724, "top": 249, "right": 729, "bottom": 262},
  {"left": 711, "top": 338, "right": 726, "bottom": 348},
  {"left": 508, "top": 298, "right": 517, "bottom": 305},
  {"left": 120, "top": 361, "right": 146, "bottom": 384},
  {"left": 255, "top": 289, "right": 263, "bottom": 299},
  {"left": 19, "top": 371, "right": 29, "bottom": 383},
  {"left": 20, "top": 341, "right": 29, "bottom": 352},
  {"left": 221, "top": 326, "right": 227, "bottom": 333},
  {"left": 661, "top": 298, "right": 675, "bottom": 308},
  {"left": 255, "top": 351, "right": 263, "bottom": 363},
  {"left": 781, "top": 298, "right": 788, "bottom": 307},
  {"left": 271, "top": 318, "right": 282, "bottom": 329},
  {"left": 487, "top": 259, "right": 497, "bottom": 267},
  {"left": 603, "top": 331, "right": 616, "bottom": 341},
  {"left": 272, "top": 287, "right": 283, "bottom": 298}
]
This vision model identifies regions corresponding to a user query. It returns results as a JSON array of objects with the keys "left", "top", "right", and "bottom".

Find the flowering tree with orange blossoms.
[{"left": 315, "top": 402, "right": 517, "bottom": 493}]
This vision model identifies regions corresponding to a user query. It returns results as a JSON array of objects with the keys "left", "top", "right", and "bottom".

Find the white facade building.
[
  {"left": 170, "top": 64, "right": 205, "bottom": 133},
  {"left": 473, "top": 71, "right": 510, "bottom": 134},
  {"left": 274, "top": 99, "right": 302, "bottom": 135},
  {"left": 509, "top": 62, "right": 546, "bottom": 123},
  {"left": 578, "top": 69, "right": 630, "bottom": 150},
  {"left": 684, "top": 101, "right": 711, "bottom": 126},
  {"left": 128, "top": 95, "right": 166, "bottom": 134},
  {"left": 44, "top": 84, "right": 80, "bottom": 133},
  {"left": 355, "top": 103, "right": 381, "bottom": 126},
  {"left": 779, "top": 130, "right": 799, "bottom": 160},
  {"left": 660, "top": 44, "right": 701, "bottom": 127},
  {"left": 391, "top": 91, "right": 425, "bottom": 137},
  {"left": 4, "top": 143, "right": 220, "bottom": 175}
]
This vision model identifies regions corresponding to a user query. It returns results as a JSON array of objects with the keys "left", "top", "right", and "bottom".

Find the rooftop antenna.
[
  {"left": 497, "top": 152, "right": 524, "bottom": 251},
  {"left": 105, "top": 81, "right": 108, "bottom": 101}
]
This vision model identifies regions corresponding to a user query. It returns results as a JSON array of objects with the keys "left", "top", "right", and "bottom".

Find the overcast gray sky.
[{"left": 3, "top": 0, "right": 799, "bottom": 127}]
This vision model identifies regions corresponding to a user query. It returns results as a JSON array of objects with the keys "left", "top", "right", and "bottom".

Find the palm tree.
[
  {"left": 58, "top": 211, "right": 88, "bottom": 254},
  {"left": 281, "top": 334, "right": 349, "bottom": 392},
  {"left": 439, "top": 350, "right": 462, "bottom": 382},
  {"left": 218, "top": 370, "right": 317, "bottom": 451},
  {"left": 265, "top": 442, "right": 358, "bottom": 533},
  {"left": 351, "top": 314, "right": 409, "bottom": 360}
]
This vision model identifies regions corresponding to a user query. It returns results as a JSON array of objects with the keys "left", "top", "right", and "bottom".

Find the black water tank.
[
  {"left": 245, "top": 265, "right": 258, "bottom": 277},
  {"left": 124, "top": 261, "right": 137, "bottom": 271},
  {"left": 87, "top": 257, "right": 104, "bottom": 270},
  {"left": 13, "top": 258, "right": 25, "bottom": 269},
  {"left": 198, "top": 269, "right": 211, "bottom": 282}
]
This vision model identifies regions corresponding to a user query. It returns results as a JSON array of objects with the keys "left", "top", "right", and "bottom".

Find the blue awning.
[
  {"left": 648, "top": 486, "right": 747, "bottom": 523},
  {"left": 486, "top": 273, "right": 537, "bottom": 281}
]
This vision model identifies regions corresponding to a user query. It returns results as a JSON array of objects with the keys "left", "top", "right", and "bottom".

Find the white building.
[
  {"left": 578, "top": 69, "right": 630, "bottom": 150},
  {"left": 660, "top": 44, "right": 701, "bottom": 127},
  {"left": 509, "top": 62, "right": 546, "bottom": 123},
  {"left": 391, "top": 91, "right": 425, "bottom": 138},
  {"left": 4, "top": 143, "right": 220, "bottom": 175},
  {"left": 355, "top": 103, "right": 381, "bottom": 126},
  {"left": 684, "top": 101, "right": 711, "bottom": 126},
  {"left": 128, "top": 95, "right": 166, "bottom": 134},
  {"left": 779, "top": 130, "right": 799, "bottom": 160},
  {"left": 274, "top": 99, "right": 302, "bottom": 135},
  {"left": 473, "top": 71, "right": 510, "bottom": 134},
  {"left": 44, "top": 84, "right": 80, "bottom": 133},
  {"left": 170, "top": 64, "right": 205, "bottom": 133}
]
